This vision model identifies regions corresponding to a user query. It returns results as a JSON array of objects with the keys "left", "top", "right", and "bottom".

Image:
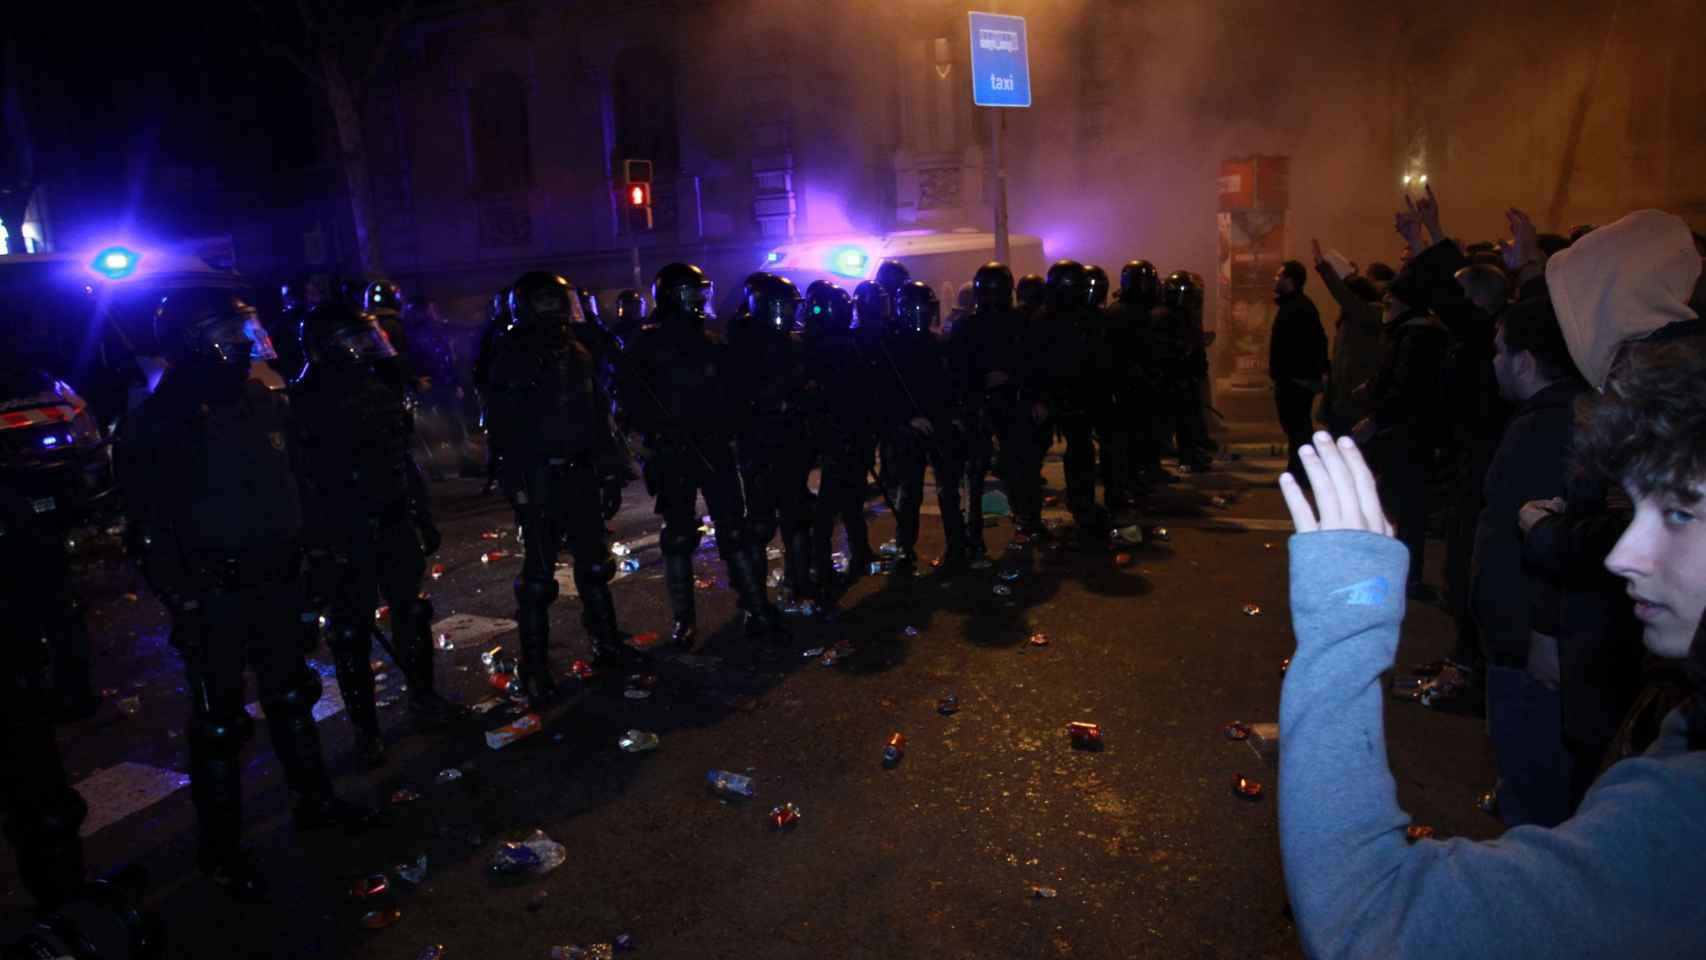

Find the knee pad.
[
  {"left": 189, "top": 709, "right": 256, "bottom": 753},
  {"left": 514, "top": 575, "right": 559, "bottom": 608},
  {"left": 262, "top": 668, "right": 323, "bottom": 717},
  {"left": 579, "top": 557, "right": 617, "bottom": 584},
  {"left": 660, "top": 527, "right": 701, "bottom": 557}
]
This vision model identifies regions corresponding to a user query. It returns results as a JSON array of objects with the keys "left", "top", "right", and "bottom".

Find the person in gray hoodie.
[{"left": 1274, "top": 346, "right": 1706, "bottom": 957}]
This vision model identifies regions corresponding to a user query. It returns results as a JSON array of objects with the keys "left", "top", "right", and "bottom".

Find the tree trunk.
[{"left": 318, "top": 48, "right": 384, "bottom": 278}]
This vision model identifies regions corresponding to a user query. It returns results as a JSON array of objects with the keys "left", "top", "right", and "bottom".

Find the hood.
[{"left": 1546, "top": 209, "right": 1701, "bottom": 390}]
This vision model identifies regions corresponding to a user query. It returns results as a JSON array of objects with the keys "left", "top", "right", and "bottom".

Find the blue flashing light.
[
  {"left": 91, "top": 246, "right": 142, "bottom": 280},
  {"left": 765, "top": 250, "right": 782, "bottom": 263},
  {"left": 41, "top": 435, "right": 60, "bottom": 447},
  {"left": 828, "top": 244, "right": 870, "bottom": 279}
]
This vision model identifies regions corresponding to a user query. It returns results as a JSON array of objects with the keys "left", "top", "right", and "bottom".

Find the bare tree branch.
[{"left": 244, "top": 0, "right": 325, "bottom": 88}]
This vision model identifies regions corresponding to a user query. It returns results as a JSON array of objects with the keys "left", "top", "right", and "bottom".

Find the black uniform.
[
  {"left": 0, "top": 481, "right": 88, "bottom": 911},
  {"left": 732, "top": 274, "right": 817, "bottom": 607},
  {"left": 879, "top": 282, "right": 967, "bottom": 567},
  {"left": 801, "top": 284, "right": 876, "bottom": 603},
  {"left": 951, "top": 262, "right": 1043, "bottom": 555},
  {"left": 485, "top": 273, "right": 641, "bottom": 699},
  {"left": 1152, "top": 272, "right": 1212, "bottom": 472},
  {"left": 616, "top": 263, "right": 779, "bottom": 648},
  {"left": 119, "top": 291, "right": 374, "bottom": 900},
  {"left": 1035, "top": 261, "right": 1111, "bottom": 532},
  {"left": 293, "top": 304, "right": 465, "bottom": 765}
]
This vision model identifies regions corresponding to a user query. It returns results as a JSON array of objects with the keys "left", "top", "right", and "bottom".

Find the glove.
[{"left": 600, "top": 473, "right": 625, "bottom": 521}]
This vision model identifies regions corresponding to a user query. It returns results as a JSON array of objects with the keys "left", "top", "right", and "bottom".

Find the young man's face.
[{"left": 1605, "top": 483, "right": 1706, "bottom": 658}]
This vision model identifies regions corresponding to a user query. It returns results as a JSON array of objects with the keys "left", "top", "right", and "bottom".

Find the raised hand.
[
  {"left": 1413, "top": 184, "right": 1443, "bottom": 243},
  {"left": 1279, "top": 432, "right": 1394, "bottom": 537},
  {"left": 1311, "top": 237, "right": 1325, "bottom": 264},
  {"left": 1506, "top": 207, "right": 1540, "bottom": 265}
]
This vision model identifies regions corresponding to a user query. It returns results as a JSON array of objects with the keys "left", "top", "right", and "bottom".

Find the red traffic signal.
[{"left": 627, "top": 182, "right": 651, "bottom": 207}]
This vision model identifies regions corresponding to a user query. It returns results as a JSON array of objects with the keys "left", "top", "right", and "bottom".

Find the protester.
[
  {"left": 1277, "top": 386, "right": 1706, "bottom": 954},
  {"left": 1311, "top": 240, "right": 1384, "bottom": 436},
  {"left": 1268, "top": 259, "right": 1329, "bottom": 480}
]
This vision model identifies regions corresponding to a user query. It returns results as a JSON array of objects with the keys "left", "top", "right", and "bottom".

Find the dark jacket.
[
  {"left": 1368, "top": 313, "right": 1452, "bottom": 440},
  {"left": 1470, "top": 378, "right": 1587, "bottom": 666},
  {"left": 872, "top": 332, "right": 960, "bottom": 433},
  {"left": 483, "top": 325, "right": 615, "bottom": 470},
  {"left": 291, "top": 365, "right": 418, "bottom": 523},
  {"left": 1313, "top": 263, "right": 1384, "bottom": 432},
  {"left": 1268, "top": 291, "right": 1329, "bottom": 384},
  {"left": 615, "top": 321, "right": 741, "bottom": 444}
]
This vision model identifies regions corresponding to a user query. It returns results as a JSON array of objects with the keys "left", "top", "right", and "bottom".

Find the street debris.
[
  {"left": 1149, "top": 526, "right": 1171, "bottom": 542},
  {"left": 361, "top": 907, "right": 403, "bottom": 929},
  {"left": 569, "top": 660, "right": 596, "bottom": 680},
  {"left": 1232, "top": 774, "right": 1265, "bottom": 800},
  {"left": 435, "top": 768, "right": 463, "bottom": 785},
  {"left": 416, "top": 947, "right": 445, "bottom": 960},
  {"left": 998, "top": 569, "right": 1022, "bottom": 583},
  {"left": 430, "top": 563, "right": 445, "bottom": 581},
  {"left": 395, "top": 854, "right": 428, "bottom": 885},
  {"left": 768, "top": 802, "right": 801, "bottom": 830},
  {"left": 993, "top": 584, "right": 1013, "bottom": 597},
  {"left": 489, "top": 830, "right": 567, "bottom": 875},
  {"left": 486, "top": 713, "right": 543, "bottom": 750},
  {"left": 390, "top": 788, "right": 421, "bottom": 804},
  {"left": 1242, "top": 603, "right": 1262, "bottom": 616},
  {"left": 1113, "top": 524, "right": 1144, "bottom": 545},
  {"left": 1223, "top": 721, "right": 1251, "bottom": 741},
  {"left": 1113, "top": 552, "right": 1133, "bottom": 567},
  {"left": 116, "top": 696, "right": 141, "bottom": 717},
  {"left": 480, "top": 550, "right": 509, "bottom": 563},
  {"left": 1068, "top": 721, "right": 1103, "bottom": 751},
  {"left": 1027, "top": 632, "right": 1050, "bottom": 647},
  {"left": 902, "top": 625, "right": 920, "bottom": 637},
  {"left": 350, "top": 874, "right": 388, "bottom": 899},
  {"left": 706, "top": 770, "right": 757, "bottom": 799},
  {"left": 1030, "top": 885, "right": 1058, "bottom": 899},
  {"left": 618, "top": 729, "right": 659, "bottom": 753},
  {"left": 883, "top": 732, "right": 907, "bottom": 766},
  {"left": 1405, "top": 825, "right": 1436, "bottom": 843},
  {"left": 622, "top": 688, "right": 651, "bottom": 700},
  {"left": 937, "top": 694, "right": 960, "bottom": 716}
]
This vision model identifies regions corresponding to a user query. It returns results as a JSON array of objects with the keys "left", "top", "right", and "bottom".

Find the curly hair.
[{"left": 1575, "top": 340, "right": 1706, "bottom": 503}]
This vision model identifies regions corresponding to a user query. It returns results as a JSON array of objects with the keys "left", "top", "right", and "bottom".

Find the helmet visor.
[
  {"left": 331, "top": 321, "right": 399, "bottom": 363},
  {"left": 203, "top": 314, "right": 278, "bottom": 362}
]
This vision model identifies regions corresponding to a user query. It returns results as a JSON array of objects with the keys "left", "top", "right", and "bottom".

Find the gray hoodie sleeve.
[{"left": 1280, "top": 531, "right": 1706, "bottom": 959}]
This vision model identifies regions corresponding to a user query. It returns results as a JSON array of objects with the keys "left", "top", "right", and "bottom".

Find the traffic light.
[{"left": 623, "top": 158, "right": 653, "bottom": 232}]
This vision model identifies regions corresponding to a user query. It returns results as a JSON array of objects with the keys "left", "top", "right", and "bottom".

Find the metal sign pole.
[{"left": 993, "top": 109, "right": 1010, "bottom": 265}]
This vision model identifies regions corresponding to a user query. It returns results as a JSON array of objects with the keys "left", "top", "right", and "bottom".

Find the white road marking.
[{"left": 75, "top": 762, "right": 191, "bottom": 837}]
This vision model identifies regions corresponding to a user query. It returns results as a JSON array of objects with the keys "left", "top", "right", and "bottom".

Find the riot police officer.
[
  {"left": 1104, "top": 260, "right": 1164, "bottom": 499},
  {"left": 1, "top": 479, "right": 88, "bottom": 912},
  {"left": 118, "top": 291, "right": 376, "bottom": 900},
  {"left": 876, "top": 281, "right": 967, "bottom": 571},
  {"left": 364, "top": 280, "right": 417, "bottom": 391},
  {"left": 402, "top": 297, "right": 467, "bottom": 479},
  {"left": 609, "top": 289, "right": 648, "bottom": 348},
  {"left": 1015, "top": 273, "right": 1047, "bottom": 317},
  {"left": 1036, "top": 260, "right": 1111, "bottom": 541},
  {"left": 800, "top": 282, "right": 876, "bottom": 607},
  {"left": 616, "top": 263, "right": 781, "bottom": 648},
  {"left": 271, "top": 278, "right": 314, "bottom": 381},
  {"left": 1084, "top": 265, "right": 1111, "bottom": 311},
  {"left": 484, "top": 272, "right": 645, "bottom": 700},
  {"left": 950, "top": 262, "right": 1044, "bottom": 561},
  {"left": 732, "top": 273, "right": 816, "bottom": 611},
  {"left": 874, "top": 259, "right": 912, "bottom": 302},
  {"left": 474, "top": 287, "right": 512, "bottom": 494},
  {"left": 293, "top": 302, "right": 468, "bottom": 767},
  {"left": 1156, "top": 271, "right": 1212, "bottom": 472}
]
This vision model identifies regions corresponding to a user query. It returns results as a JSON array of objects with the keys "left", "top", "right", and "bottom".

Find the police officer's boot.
[
  {"left": 662, "top": 552, "right": 698, "bottom": 649},
  {"left": 5, "top": 785, "right": 88, "bottom": 911},
  {"left": 579, "top": 563, "right": 649, "bottom": 670},
  {"left": 188, "top": 708, "right": 267, "bottom": 901},
  {"left": 515, "top": 611, "right": 560, "bottom": 708},
  {"left": 263, "top": 671, "right": 381, "bottom": 835},
  {"left": 784, "top": 525, "right": 815, "bottom": 605},
  {"left": 724, "top": 546, "right": 787, "bottom": 642},
  {"left": 392, "top": 597, "right": 470, "bottom": 727},
  {"left": 329, "top": 626, "right": 385, "bottom": 767}
]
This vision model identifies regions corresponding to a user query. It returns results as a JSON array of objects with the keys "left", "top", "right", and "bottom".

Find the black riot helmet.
[
  {"left": 874, "top": 259, "right": 911, "bottom": 298},
  {"left": 893, "top": 280, "right": 939, "bottom": 335},
  {"left": 612, "top": 289, "right": 646, "bottom": 324},
  {"left": 153, "top": 290, "right": 277, "bottom": 366},
  {"left": 1044, "top": 259, "right": 1087, "bottom": 308},
  {"left": 1084, "top": 265, "right": 1111, "bottom": 309},
  {"left": 1160, "top": 270, "right": 1202, "bottom": 310},
  {"left": 651, "top": 262, "right": 714, "bottom": 329},
  {"left": 363, "top": 280, "right": 404, "bottom": 317},
  {"left": 576, "top": 287, "right": 603, "bottom": 326},
  {"left": 973, "top": 262, "right": 1014, "bottom": 311},
  {"left": 299, "top": 301, "right": 398, "bottom": 368},
  {"left": 743, "top": 272, "right": 803, "bottom": 335},
  {"left": 1015, "top": 273, "right": 1046, "bottom": 311},
  {"left": 1119, "top": 260, "right": 1159, "bottom": 306},
  {"left": 507, "top": 271, "right": 584, "bottom": 342},
  {"left": 280, "top": 279, "right": 306, "bottom": 311},
  {"left": 803, "top": 282, "right": 853, "bottom": 337},
  {"left": 852, "top": 280, "right": 890, "bottom": 331}
]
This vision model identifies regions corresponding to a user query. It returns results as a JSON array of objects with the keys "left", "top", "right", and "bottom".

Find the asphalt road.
[{"left": 1, "top": 441, "right": 1499, "bottom": 958}]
